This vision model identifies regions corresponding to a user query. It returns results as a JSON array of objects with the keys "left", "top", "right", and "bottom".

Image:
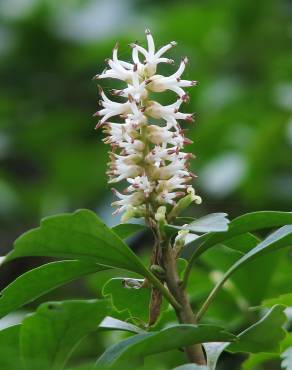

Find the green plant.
[{"left": 0, "top": 29, "right": 291, "bottom": 370}]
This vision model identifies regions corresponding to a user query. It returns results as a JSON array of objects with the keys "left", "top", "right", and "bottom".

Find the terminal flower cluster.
[{"left": 94, "top": 29, "right": 201, "bottom": 220}]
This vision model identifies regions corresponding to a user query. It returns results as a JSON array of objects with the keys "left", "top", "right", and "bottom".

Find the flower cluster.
[{"left": 94, "top": 29, "right": 201, "bottom": 220}]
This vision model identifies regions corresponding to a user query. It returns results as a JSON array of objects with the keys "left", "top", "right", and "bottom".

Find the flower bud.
[
  {"left": 168, "top": 187, "right": 202, "bottom": 221},
  {"left": 174, "top": 229, "right": 189, "bottom": 257}
]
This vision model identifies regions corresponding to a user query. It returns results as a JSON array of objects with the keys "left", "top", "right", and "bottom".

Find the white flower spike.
[{"left": 94, "top": 29, "right": 200, "bottom": 219}]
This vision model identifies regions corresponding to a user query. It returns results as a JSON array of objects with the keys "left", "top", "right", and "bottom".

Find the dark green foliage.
[
  {"left": 21, "top": 300, "right": 110, "bottom": 370},
  {"left": 228, "top": 305, "right": 287, "bottom": 353},
  {"left": 96, "top": 324, "right": 236, "bottom": 369},
  {"left": 0, "top": 1, "right": 291, "bottom": 368},
  {"left": 0, "top": 325, "right": 22, "bottom": 370},
  {"left": 0, "top": 209, "right": 291, "bottom": 369},
  {"left": 0, "top": 260, "right": 108, "bottom": 319},
  {"left": 103, "top": 277, "right": 152, "bottom": 323},
  {"left": 4, "top": 209, "right": 148, "bottom": 275}
]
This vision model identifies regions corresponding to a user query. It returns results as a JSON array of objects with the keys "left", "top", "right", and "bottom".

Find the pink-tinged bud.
[
  {"left": 186, "top": 153, "right": 196, "bottom": 160},
  {"left": 184, "top": 138, "right": 193, "bottom": 145},
  {"left": 95, "top": 120, "right": 107, "bottom": 129},
  {"left": 181, "top": 94, "right": 189, "bottom": 102},
  {"left": 189, "top": 171, "right": 198, "bottom": 178},
  {"left": 185, "top": 114, "right": 194, "bottom": 122}
]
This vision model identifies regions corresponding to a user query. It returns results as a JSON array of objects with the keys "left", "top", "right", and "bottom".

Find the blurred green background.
[
  {"left": 1, "top": 0, "right": 292, "bottom": 248},
  {"left": 0, "top": 0, "right": 291, "bottom": 369}
]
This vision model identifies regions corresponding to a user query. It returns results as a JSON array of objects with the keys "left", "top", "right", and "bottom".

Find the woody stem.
[{"left": 161, "top": 238, "right": 206, "bottom": 365}]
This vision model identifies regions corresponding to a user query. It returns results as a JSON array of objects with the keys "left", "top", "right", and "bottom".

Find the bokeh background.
[{"left": 0, "top": 0, "right": 291, "bottom": 369}]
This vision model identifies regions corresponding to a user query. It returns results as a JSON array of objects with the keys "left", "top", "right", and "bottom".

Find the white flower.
[
  {"left": 157, "top": 175, "right": 191, "bottom": 192},
  {"left": 107, "top": 153, "right": 142, "bottom": 183},
  {"left": 93, "top": 88, "right": 132, "bottom": 126},
  {"left": 94, "top": 29, "right": 199, "bottom": 217},
  {"left": 102, "top": 121, "right": 138, "bottom": 145},
  {"left": 156, "top": 189, "right": 185, "bottom": 205},
  {"left": 126, "top": 175, "right": 154, "bottom": 197},
  {"left": 95, "top": 43, "right": 133, "bottom": 82},
  {"left": 146, "top": 125, "right": 186, "bottom": 147},
  {"left": 111, "top": 64, "right": 149, "bottom": 103},
  {"left": 147, "top": 57, "right": 197, "bottom": 100},
  {"left": 125, "top": 98, "right": 147, "bottom": 125},
  {"left": 130, "top": 29, "right": 176, "bottom": 76},
  {"left": 145, "top": 99, "right": 194, "bottom": 129},
  {"left": 153, "top": 161, "right": 190, "bottom": 180},
  {"left": 111, "top": 189, "right": 145, "bottom": 215}
]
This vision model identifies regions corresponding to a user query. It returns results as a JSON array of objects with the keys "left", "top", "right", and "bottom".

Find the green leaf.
[
  {"left": 202, "top": 233, "right": 282, "bottom": 305},
  {"left": 203, "top": 305, "right": 287, "bottom": 369},
  {"left": 221, "top": 226, "right": 292, "bottom": 288},
  {"left": 175, "top": 217, "right": 196, "bottom": 225},
  {"left": 172, "top": 213, "right": 230, "bottom": 233},
  {"left": 20, "top": 299, "right": 110, "bottom": 370},
  {"left": 187, "top": 213, "right": 230, "bottom": 233},
  {"left": 0, "top": 260, "right": 108, "bottom": 319},
  {"left": 228, "top": 305, "right": 287, "bottom": 354},
  {"left": 103, "top": 278, "right": 151, "bottom": 323},
  {"left": 177, "top": 258, "right": 188, "bottom": 278},
  {"left": 183, "top": 211, "right": 292, "bottom": 260},
  {"left": 4, "top": 209, "right": 148, "bottom": 275},
  {"left": 0, "top": 325, "right": 22, "bottom": 370},
  {"left": 96, "top": 324, "right": 236, "bottom": 369},
  {"left": 241, "top": 353, "right": 278, "bottom": 370},
  {"left": 69, "top": 367, "right": 97, "bottom": 370},
  {"left": 173, "top": 365, "right": 210, "bottom": 370},
  {"left": 224, "top": 234, "right": 283, "bottom": 305},
  {"left": 68, "top": 367, "right": 97, "bottom": 370},
  {"left": 263, "top": 293, "right": 292, "bottom": 308},
  {"left": 282, "top": 333, "right": 292, "bottom": 352},
  {"left": 223, "top": 233, "right": 260, "bottom": 253},
  {"left": 99, "top": 316, "right": 144, "bottom": 334},
  {"left": 242, "top": 332, "right": 292, "bottom": 370},
  {"left": 197, "top": 226, "right": 292, "bottom": 320},
  {"left": 111, "top": 223, "right": 146, "bottom": 239},
  {"left": 1, "top": 211, "right": 190, "bottom": 310}
]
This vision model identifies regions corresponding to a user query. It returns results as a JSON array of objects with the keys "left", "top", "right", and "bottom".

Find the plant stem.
[
  {"left": 143, "top": 218, "right": 182, "bottom": 312},
  {"left": 182, "top": 254, "right": 196, "bottom": 289},
  {"left": 144, "top": 269, "right": 181, "bottom": 311},
  {"left": 182, "top": 237, "right": 208, "bottom": 289},
  {"left": 162, "top": 240, "right": 206, "bottom": 365},
  {"left": 196, "top": 270, "right": 230, "bottom": 322}
]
